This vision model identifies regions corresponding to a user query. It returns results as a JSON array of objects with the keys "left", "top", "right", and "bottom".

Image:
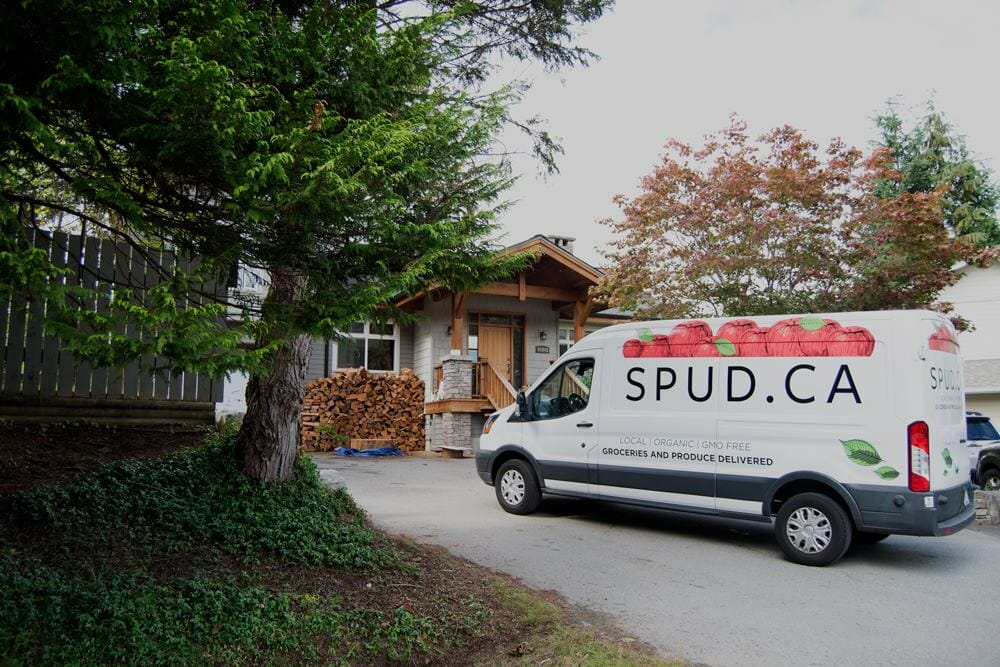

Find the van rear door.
[{"left": 921, "top": 317, "right": 966, "bottom": 490}]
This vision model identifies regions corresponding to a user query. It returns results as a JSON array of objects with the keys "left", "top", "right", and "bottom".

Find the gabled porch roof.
[
  {"left": 395, "top": 234, "right": 608, "bottom": 315},
  {"left": 394, "top": 235, "right": 613, "bottom": 351}
]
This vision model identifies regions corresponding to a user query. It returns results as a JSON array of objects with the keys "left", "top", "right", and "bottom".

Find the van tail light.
[{"left": 908, "top": 421, "right": 930, "bottom": 493}]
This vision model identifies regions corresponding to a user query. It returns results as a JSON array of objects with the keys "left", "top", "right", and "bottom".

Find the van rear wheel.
[
  {"left": 775, "top": 493, "right": 852, "bottom": 566},
  {"left": 495, "top": 459, "right": 541, "bottom": 515}
]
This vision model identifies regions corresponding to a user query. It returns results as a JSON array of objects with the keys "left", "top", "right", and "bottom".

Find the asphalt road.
[{"left": 312, "top": 453, "right": 999, "bottom": 667}]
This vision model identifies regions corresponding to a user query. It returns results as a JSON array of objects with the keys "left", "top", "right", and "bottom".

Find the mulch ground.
[{"left": 0, "top": 423, "right": 211, "bottom": 495}]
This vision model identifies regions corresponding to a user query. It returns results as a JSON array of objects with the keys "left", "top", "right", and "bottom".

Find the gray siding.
[
  {"left": 398, "top": 324, "right": 415, "bottom": 371},
  {"left": 305, "top": 337, "right": 328, "bottom": 382},
  {"left": 413, "top": 314, "right": 435, "bottom": 400},
  {"left": 966, "top": 358, "right": 1000, "bottom": 390}
]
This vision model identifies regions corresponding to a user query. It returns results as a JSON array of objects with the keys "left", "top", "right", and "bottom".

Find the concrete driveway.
[{"left": 312, "top": 453, "right": 998, "bottom": 666}]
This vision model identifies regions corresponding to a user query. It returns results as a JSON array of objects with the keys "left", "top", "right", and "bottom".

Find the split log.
[{"left": 299, "top": 368, "right": 425, "bottom": 452}]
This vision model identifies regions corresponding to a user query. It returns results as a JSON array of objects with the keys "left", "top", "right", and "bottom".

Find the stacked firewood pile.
[{"left": 300, "top": 368, "right": 425, "bottom": 452}]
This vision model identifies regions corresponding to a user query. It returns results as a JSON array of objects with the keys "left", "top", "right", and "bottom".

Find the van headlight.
[{"left": 483, "top": 414, "right": 498, "bottom": 434}]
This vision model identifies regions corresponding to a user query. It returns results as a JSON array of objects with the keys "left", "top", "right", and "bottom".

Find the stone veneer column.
[{"left": 430, "top": 354, "right": 474, "bottom": 451}]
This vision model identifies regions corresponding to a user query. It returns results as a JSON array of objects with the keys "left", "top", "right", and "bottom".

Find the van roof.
[{"left": 585, "top": 309, "right": 946, "bottom": 342}]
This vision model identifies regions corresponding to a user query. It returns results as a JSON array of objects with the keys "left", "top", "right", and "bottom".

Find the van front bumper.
[{"left": 475, "top": 451, "right": 493, "bottom": 485}]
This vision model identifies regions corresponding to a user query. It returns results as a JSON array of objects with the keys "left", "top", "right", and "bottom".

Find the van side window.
[{"left": 532, "top": 358, "right": 594, "bottom": 420}]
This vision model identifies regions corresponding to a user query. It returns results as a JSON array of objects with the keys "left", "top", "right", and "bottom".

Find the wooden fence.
[{"left": 0, "top": 229, "right": 225, "bottom": 422}]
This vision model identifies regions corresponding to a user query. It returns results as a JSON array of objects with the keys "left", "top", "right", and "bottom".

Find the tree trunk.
[{"left": 237, "top": 267, "right": 310, "bottom": 482}]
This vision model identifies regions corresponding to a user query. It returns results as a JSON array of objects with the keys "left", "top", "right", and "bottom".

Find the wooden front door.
[{"left": 479, "top": 324, "right": 513, "bottom": 381}]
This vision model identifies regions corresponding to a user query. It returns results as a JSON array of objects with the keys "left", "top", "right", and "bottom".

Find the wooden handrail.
[
  {"left": 477, "top": 359, "right": 516, "bottom": 410},
  {"left": 563, "top": 366, "right": 590, "bottom": 396}
]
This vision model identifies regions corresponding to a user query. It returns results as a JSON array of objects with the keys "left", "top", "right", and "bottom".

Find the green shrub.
[
  {"left": 3, "top": 428, "right": 394, "bottom": 568},
  {"left": 0, "top": 550, "right": 441, "bottom": 665},
  {"left": 0, "top": 429, "right": 453, "bottom": 664}
]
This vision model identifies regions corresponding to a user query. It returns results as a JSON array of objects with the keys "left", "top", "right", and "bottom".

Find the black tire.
[
  {"left": 980, "top": 467, "right": 1000, "bottom": 492},
  {"left": 854, "top": 531, "right": 890, "bottom": 545},
  {"left": 494, "top": 459, "right": 541, "bottom": 515},
  {"left": 774, "top": 492, "right": 852, "bottom": 566}
]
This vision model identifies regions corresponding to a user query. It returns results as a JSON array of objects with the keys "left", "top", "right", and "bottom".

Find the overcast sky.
[{"left": 493, "top": 0, "right": 1000, "bottom": 266}]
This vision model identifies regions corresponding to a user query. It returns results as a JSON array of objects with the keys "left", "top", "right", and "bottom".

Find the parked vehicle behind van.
[
  {"left": 967, "top": 411, "right": 1000, "bottom": 489},
  {"left": 476, "top": 310, "right": 975, "bottom": 566}
]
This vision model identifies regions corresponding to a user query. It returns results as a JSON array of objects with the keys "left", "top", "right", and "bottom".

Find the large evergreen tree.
[
  {"left": 0, "top": 0, "right": 612, "bottom": 480},
  {"left": 874, "top": 100, "right": 1000, "bottom": 250}
]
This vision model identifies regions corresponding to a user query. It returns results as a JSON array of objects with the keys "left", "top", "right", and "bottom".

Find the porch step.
[{"left": 440, "top": 446, "right": 472, "bottom": 459}]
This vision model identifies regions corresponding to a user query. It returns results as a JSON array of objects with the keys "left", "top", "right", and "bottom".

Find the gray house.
[{"left": 303, "top": 234, "right": 626, "bottom": 450}]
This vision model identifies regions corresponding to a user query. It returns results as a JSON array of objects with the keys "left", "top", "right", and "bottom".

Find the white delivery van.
[{"left": 475, "top": 310, "right": 975, "bottom": 566}]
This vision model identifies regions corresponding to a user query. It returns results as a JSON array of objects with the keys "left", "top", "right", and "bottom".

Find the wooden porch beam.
[
  {"left": 518, "top": 271, "right": 526, "bottom": 302},
  {"left": 450, "top": 292, "right": 466, "bottom": 352},
  {"left": 474, "top": 281, "right": 580, "bottom": 303},
  {"left": 573, "top": 296, "right": 594, "bottom": 342}
]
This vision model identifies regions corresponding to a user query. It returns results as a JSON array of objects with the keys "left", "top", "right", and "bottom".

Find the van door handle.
[{"left": 576, "top": 422, "right": 593, "bottom": 428}]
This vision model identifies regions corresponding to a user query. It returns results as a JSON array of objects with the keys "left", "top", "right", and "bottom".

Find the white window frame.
[
  {"left": 557, "top": 320, "right": 607, "bottom": 356},
  {"left": 331, "top": 322, "right": 400, "bottom": 372}
]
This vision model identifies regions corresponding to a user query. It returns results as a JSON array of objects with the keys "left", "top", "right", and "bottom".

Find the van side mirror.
[{"left": 516, "top": 391, "right": 529, "bottom": 420}]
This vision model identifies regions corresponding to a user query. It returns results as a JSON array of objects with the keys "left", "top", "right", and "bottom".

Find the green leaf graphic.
[
  {"left": 715, "top": 338, "right": 737, "bottom": 356},
  {"left": 638, "top": 329, "right": 654, "bottom": 343},
  {"left": 954, "top": 466, "right": 959, "bottom": 474},
  {"left": 841, "top": 439, "right": 883, "bottom": 466},
  {"left": 797, "top": 316, "right": 826, "bottom": 332},
  {"left": 942, "top": 448, "right": 953, "bottom": 467},
  {"left": 943, "top": 469, "right": 948, "bottom": 476},
  {"left": 874, "top": 466, "right": 900, "bottom": 480}
]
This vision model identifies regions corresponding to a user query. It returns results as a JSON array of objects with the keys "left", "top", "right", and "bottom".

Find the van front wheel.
[
  {"left": 775, "top": 493, "right": 852, "bottom": 566},
  {"left": 495, "top": 459, "right": 541, "bottom": 515}
]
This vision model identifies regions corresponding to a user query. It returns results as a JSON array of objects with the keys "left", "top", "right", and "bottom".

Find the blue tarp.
[{"left": 333, "top": 447, "right": 406, "bottom": 457}]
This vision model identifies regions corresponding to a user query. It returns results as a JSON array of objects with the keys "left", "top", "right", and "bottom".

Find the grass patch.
[{"left": 484, "top": 579, "right": 680, "bottom": 667}]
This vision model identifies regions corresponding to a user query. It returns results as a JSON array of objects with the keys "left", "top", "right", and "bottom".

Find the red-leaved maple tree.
[{"left": 599, "top": 117, "right": 966, "bottom": 320}]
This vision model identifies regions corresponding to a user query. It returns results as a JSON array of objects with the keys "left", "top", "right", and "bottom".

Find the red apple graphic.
[
  {"left": 692, "top": 338, "right": 721, "bottom": 357},
  {"left": 796, "top": 317, "right": 839, "bottom": 357},
  {"left": 940, "top": 324, "right": 958, "bottom": 353},
  {"left": 739, "top": 327, "right": 770, "bottom": 357},
  {"left": 928, "top": 331, "right": 947, "bottom": 352},
  {"left": 623, "top": 339, "right": 644, "bottom": 358},
  {"left": 765, "top": 319, "right": 804, "bottom": 357},
  {"left": 827, "top": 326, "right": 875, "bottom": 356},
  {"left": 929, "top": 324, "right": 958, "bottom": 354},
  {"left": 669, "top": 320, "right": 713, "bottom": 357},
  {"left": 717, "top": 319, "right": 758, "bottom": 344},
  {"left": 692, "top": 336, "right": 738, "bottom": 358},
  {"left": 641, "top": 334, "right": 673, "bottom": 358}
]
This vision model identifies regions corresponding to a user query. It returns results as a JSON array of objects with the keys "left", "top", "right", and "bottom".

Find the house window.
[
  {"left": 558, "top": 321, "right": 610, "bottom": 355},
  {"left": 333, "top": 322, "right": 398, "bottom": 371},
  {"left": 557, "top": 326, "right": 576, "bottom": 356}
]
